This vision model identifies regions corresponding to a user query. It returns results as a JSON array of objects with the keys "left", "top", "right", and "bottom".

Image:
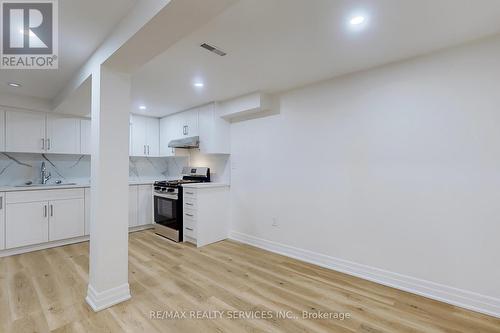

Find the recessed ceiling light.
[
  {"left": 349, "top": 16, "right": 366, "bottom": 26},
  {"left": 139, "top": 105, "right": 147, "bottom": 110},
  {"left": 7, "top": 82, "right": 22, "bottom": 88},
  {"left": 193, "top": 82, "right": 204, "bottom": 88}
]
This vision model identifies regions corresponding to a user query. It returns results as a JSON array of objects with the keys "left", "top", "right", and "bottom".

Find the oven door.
[{"left": 153, "top": 193, "right": 180, "bottom": 241}]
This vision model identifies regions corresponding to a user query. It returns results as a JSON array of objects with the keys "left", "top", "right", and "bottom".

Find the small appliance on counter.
[{"left": 153, "top": 167, "right": 210, "bottom": 242}]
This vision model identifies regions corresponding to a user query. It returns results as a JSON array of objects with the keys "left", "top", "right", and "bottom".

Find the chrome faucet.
[{"left": 41, "top": 162, "right": 51, "bottom": 184}]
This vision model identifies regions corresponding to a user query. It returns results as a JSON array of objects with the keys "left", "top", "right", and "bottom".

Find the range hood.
[{"left": 168, "top": 136, "right": 200, "bottom": 149}]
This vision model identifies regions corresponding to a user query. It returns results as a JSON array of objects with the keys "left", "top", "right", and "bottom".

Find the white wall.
[{"left": 230, "top": 35, "right": 500, "bottom": 314}]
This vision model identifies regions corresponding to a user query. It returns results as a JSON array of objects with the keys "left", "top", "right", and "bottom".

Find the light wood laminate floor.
[{"left": 0, "top": 230, "right": 499, "bottom": 333}]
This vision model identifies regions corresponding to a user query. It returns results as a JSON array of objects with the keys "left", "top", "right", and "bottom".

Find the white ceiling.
[
  {"left": 131, "top": 0, "right": 500, "bottom": 117},
  {"left": 0, "top": 0, "right": 137, "bottom": 101}
]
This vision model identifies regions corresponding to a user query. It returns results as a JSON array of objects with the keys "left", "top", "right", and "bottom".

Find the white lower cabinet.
[
  {"left": 129, "top": 185, "right": 138, "bottom": 227},
  {"left": 137, "top": 185, "right": 153, "bottom": 226},
  {"left": 5, "top": 189, "right": 84, "bottom": 249},
  {"left": 0, "top": 193, "right": 5, "bottom": 250},
  {"left": 83, "top": 185, "right": 153, "bottom": 232},
  {"left": 6, "top": 201, "right": 49, "bottom": 249},
  {"left": 182, "top": 186, "right": 229, "bottom": 247},
  {"left": 49, "top": 199, "right": 85, "bottom": 241}
]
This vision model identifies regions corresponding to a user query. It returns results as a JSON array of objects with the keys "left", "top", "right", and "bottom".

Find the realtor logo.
[{"left": 1, "top": 0, "right": 58, "bottom": 69}]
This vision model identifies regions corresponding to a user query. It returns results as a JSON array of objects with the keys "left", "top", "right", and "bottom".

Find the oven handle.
[{"left": 154, "top": 193, "right": 178, "bottom": 200}]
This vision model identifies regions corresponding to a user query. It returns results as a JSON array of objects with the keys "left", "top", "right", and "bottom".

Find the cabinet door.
[
  {"left": 199, "top": 103, "right": 230, "bottom": 154},
  {"left": 146, "top": 117, "right": 159, "bottom": 156},
  {"left": 137, "top": 185, "right": 153, "bottom": 226},
  {"left": 0, "top": 193, "right": 4, "bottom": 250},
  {"left": 0, "top": 110, "right": 5, "bottom": 151},
  {"left": 6, "top": 201, "right": 49, "bottom": 248},
  {"left": 159, "top": 117, "right": 174, "bottom": 157},
  {"left": 183, "top": 109, "right": 199, "bottom": 137},
  {"left": 84, "top": 188, "right": 90, "bottom": 235},
  {"left": 129, "top": 185, "right": 138, "bottom": 227},
  {"left": 46, "top": 114, "right": 81, "bottom": 154},
  {"left": 130, "top": 115, "right": 147, "bottom": 156},
  {"left": 80, "top": 119, "right": 91, "bottom": 155},
  {"left": 49, "top": 198, "right": 84, "bottom": 241},
  {"left": 5, "top": 111, "right": 46, "bottom": 153}
]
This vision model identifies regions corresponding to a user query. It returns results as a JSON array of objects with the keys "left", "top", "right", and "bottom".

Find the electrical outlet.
[{"left": 272, "top": 217, "right": 279, "bottom": 227}]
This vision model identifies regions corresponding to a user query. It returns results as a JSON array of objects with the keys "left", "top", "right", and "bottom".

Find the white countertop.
[
  {"left": 0, "top": 180, "right": 157, "bottom": 192},
  {"left": 182, "top": 183, "right": 230, "bottom": 189}
]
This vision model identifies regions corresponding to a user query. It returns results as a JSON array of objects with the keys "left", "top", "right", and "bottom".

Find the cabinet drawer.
[
  {"left": 183, "top": 197, "right": 197, "bottom": 210},
  {"left": 6, "top": 188, "right": 84, "bottom": 204},
  {"left": 183, "top": 189, "right": 197, "bottom": 199},
  {"left": 184, "top": 225, "right": 196, "bottom": 239},
  {"left": 183, "top": 208, "right": 197, "bottom": 221}
]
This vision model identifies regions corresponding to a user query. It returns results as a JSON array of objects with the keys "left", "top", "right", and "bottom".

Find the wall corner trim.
[
  {"left": 86, "top": 283, "right": 131, "bottom": 312},
  {"left": 229, "top": 231, "right": 500, "bottom": 319}
]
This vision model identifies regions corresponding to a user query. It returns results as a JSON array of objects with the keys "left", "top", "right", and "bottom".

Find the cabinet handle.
[
  {"left": 50, "top": 204, "right": 53, "bottom": 217},
  {"left": 47, "top": 139, "right": 51, "bottom": 150},
  {"left": 143, "top": 145, "right": 146, "bottom": 155},
  {"left": 0, "top": 196, "right": 2, "bottom": 210},
  {"left": 185, "top": 213, "right": 194, "bottom": 217},
  {"left": 186, "top": 227, "right": 194, "bottom": 231},
  {"left": 185, "top": 203, "right": 193, "bottom": 206},
  {"left": 185, "top": 192, "right": 194, "bottom": 195},
  {"left": 41, "top": 138, "right": 45, "bottom": 150},
  {"left": 171, "top": 148, "right": 174, "bottom": 154},
  {"left": 147, "top": 145, "right": 150, "bottom": 155},
  {"left": 44, "top": 205, "right": 47, "bottom": 217}
]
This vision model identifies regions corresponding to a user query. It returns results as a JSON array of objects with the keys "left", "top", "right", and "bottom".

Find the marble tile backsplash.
[{"left": 0, "top": 153, "right": 190, "bottom": 186}]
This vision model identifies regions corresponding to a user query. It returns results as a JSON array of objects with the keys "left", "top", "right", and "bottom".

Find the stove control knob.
[
  {"left": 154, "top": 187, "right": 161, "bottom": 191},
  {"left": 167, "top": 188, "right": 175, "bottom": 193}
]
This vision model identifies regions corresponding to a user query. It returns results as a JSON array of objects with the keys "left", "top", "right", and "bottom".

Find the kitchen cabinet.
[
  {"left": 80, "top": 119, "right": 91, "bottom": 155},
  {"left": 5, "top": 189, "right": 84, "bottom": 249},
  {"left": 49, "top": 198, "right": 85, "bottom": 241},
  {"left": 5, "top": 110, "right": 83, "bottom": 154},
  {"left": 159, "top": 103, "right": 230, "bottom": 155},
  {"left": 0, "top": 193, "right": 5, "bottom": 250},
  {"left": 129, "top": 185, "right": 138, "bottom": 227},
  {"left": 182, "top": 185, "right": 229, "bottom": 247},
  {"left": 46, "top": 114, "right": 81, "bottom": 154},
  {"left": 137, "top": 185, "right": 153, "bottom": 226},
  {"left": 130, "top": 115, "right": 159, "bottom": 157},
  {"left": 181, "top": 109, "right": 199, "bottom": 137},
  {"left": 199, "top": 103, "right": 231, "bottom": 154},
  {"left": 5, "top": 201, "right": 49, "bottom": 248},
  {"left": 5, "top": 110, "right": 46, "bottom": 153},
  {"left": 84, "top": 188, "right": 90, "bottom": 235},
  {"left": 0, "top": 110, "right": 5, "bottom": 151}
]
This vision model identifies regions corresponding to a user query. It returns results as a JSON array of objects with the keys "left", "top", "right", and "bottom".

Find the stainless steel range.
[{"left": 153, "top": 167, "right": 210, "bottom": 242}]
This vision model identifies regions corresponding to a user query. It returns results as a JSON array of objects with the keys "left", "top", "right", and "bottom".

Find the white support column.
[{"left": 86, "top": 66, "right": 131, "bottom": 311}]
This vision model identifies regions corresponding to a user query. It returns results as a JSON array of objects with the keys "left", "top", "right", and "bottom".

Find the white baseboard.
[
  {"left": 230, "top": 231, "right": 500, "bottom": 319},
  {"left": 0, "top": 236, "right": 89, "bottom": 258},
  {"left": 86, "top": 283, "right": 131, "bottom": 312}
]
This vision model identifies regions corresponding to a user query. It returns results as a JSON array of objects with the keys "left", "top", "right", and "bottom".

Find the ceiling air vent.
[{"left": 200, "top": 43, "right": 227, "bottom": 56}]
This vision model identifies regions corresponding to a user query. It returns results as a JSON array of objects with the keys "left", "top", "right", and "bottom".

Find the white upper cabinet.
[
  {"left": 130, "top": 115, "right": 159, "bottom": 157},
  {"left": 5, "top": 110, "right": 84, "bottom": 155},
  {"left": 5, "top": 110, "right": 46, "bottom": 153},
  {"left": 182, "top": 109, "right": 199, "bottom": 137},
  {"left": 199, "top": 103, "right": 230, "bottom": 154},
  {"left": 46, "top": 114, "right": 81, "bottom": 154},
  {"left": 145, "top": 117, "right": 159, "bottom": 156},
  {"left": 130, "top": 115, "right": 147, "bottom": 156},
  {"left": 0, "top": 110, "right": 5, "bottom": 151},
  {"left": 80, "top": 119, "right": 91, "bottom": 155}
]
